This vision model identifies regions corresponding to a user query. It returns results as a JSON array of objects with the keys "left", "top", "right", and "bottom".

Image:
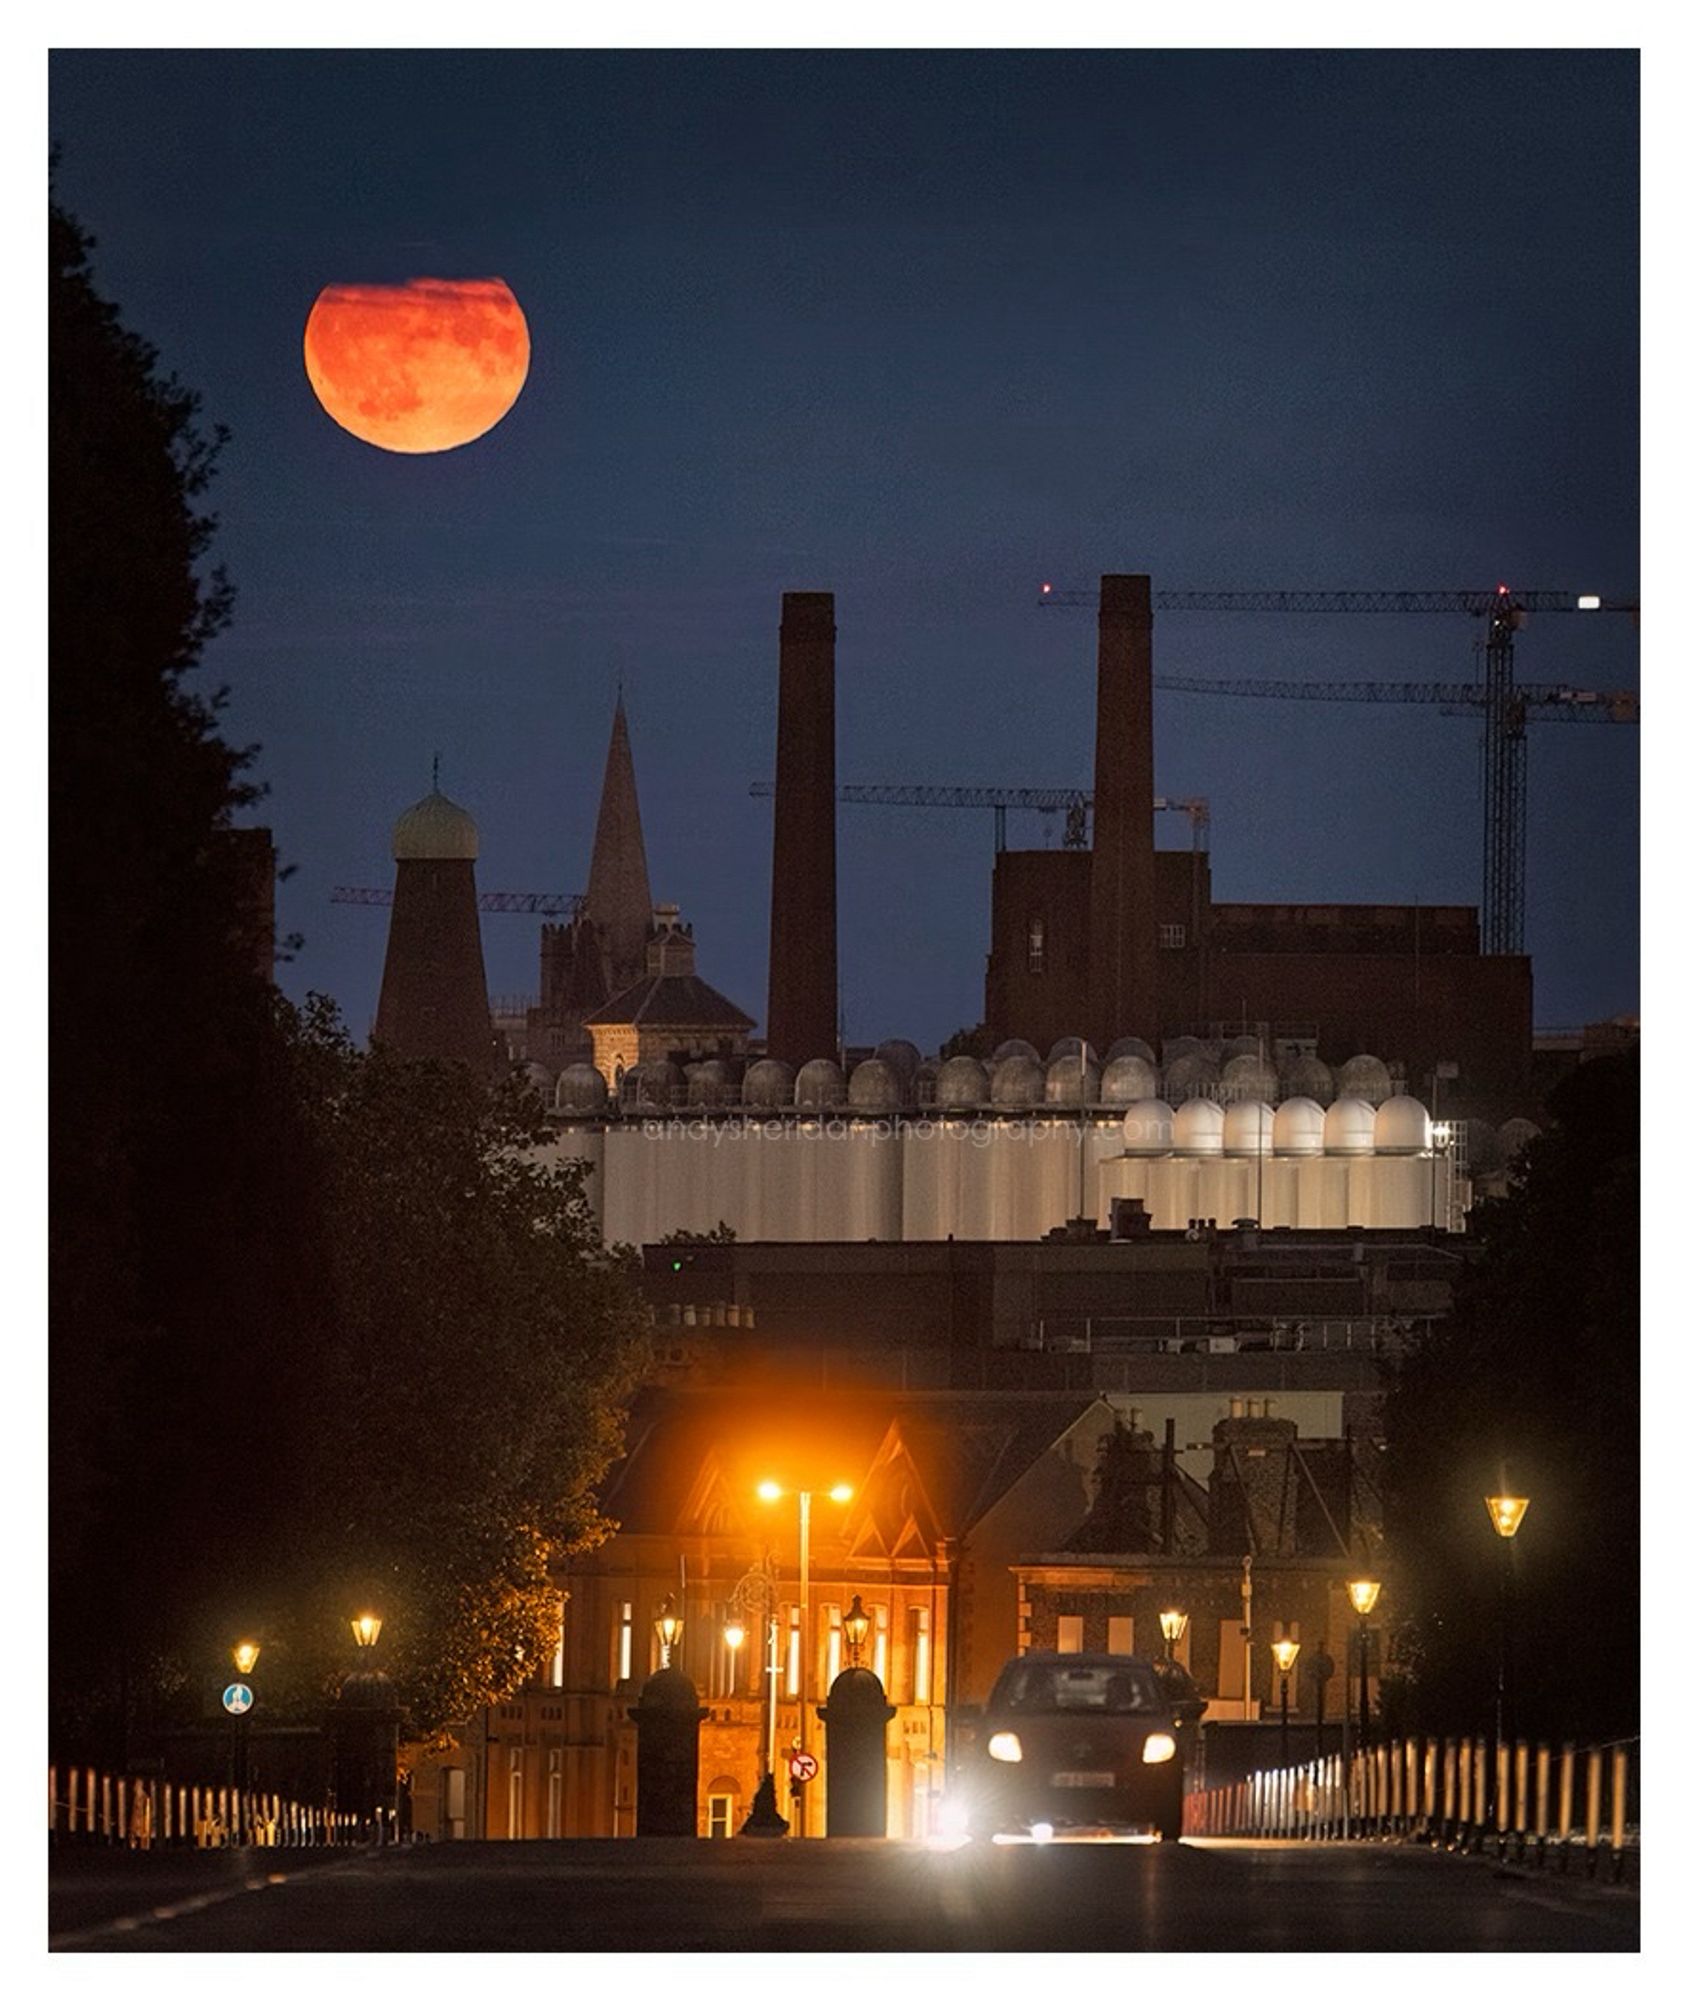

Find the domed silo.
[
  {"left": 1161, "top": 1035, "right": 1206, "bottom": 1067},
  {"left": 1222, "top": 1051, "right": 1280, "bottom": 1105},
  {"left": 873, "top": 1038, "right": 922, "bottom": 1089},
  {"left": 1223, "top": 1100, "right": 1274, "bottom": 1157},
  {"left": 991, "top": 1055, "right": 1046, "bottom": 1108},
  {"left": 912, "top": 1058, "right": 941, "bottom": 1106},
  {"left": 1497, "top": 1116, "right": 1542, "bottom": 1162},
  {"left": 685, "top": 1058, "right": 732, "bottom": 1107},
  {"left": 1375, "top": 1095, "right": 1432, "bottom": 1155},
  {"left": 992, "top": 1038, "right": 1040, "bottom": 1064},
  {"left": 1101, "top": 1054, "right": 1159, "bottom": 1104},
  {"left": 1121, "top": 1098, "right": 1175, "bottom": 1156},
  {"left": 1272, "top": 1096, "right": 1326, "bottom": 1157},
  {"left": 1046, "top": 1052, "right": 1101, "bottom": 1105},
  {"left": 794, "top": 1057, "right": 846, "bottom": 1109},
  {"left": 1221, "top": 1035, "right": 1262, "bottom": 1067},
  {"left": 1106, "top": 1036, "right": 1156, "bottom": 1065},
  {"left": 1173, "top": 1098, "right": 1225, "bottom": 1157},
  {"left": 554, "top": 1062, "right": 608, "bottom": 1114},
  {"left": 1337, "top": 1054, "right": 1394, "bottom": 1106},
  {"left": 1282, "top": 1053, "right": 1336, "bottom": 1107},
  {"left": 623, "top": 1059, "right": 681, "bottom": 1110},
  {"left": 935, "top": 1056, "right": 989, "bottom": 1110},
  {"left": 1048, "top": 1035, "right": 1092, "bottom": 1064},
  {"left": 1324, "top": 1097, "right": 1378, "bottom": 1156},
  {"left": 742, "top": 1058, "right": 795, "bottom": 1109},
  {"left": 847, "top": 1058, "right": 901, "bottom": 1113},
  {"left": 1164, "top": 1051, "right": 1220, "bottom": 1105}
]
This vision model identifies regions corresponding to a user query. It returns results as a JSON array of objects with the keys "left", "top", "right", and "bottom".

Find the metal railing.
[
  {"left": 1185, "top": 1735, "right": 1638, "bottom": 1881},
  {"left": 48, "top": 1764, "right": 397, "bottom": 1849}
]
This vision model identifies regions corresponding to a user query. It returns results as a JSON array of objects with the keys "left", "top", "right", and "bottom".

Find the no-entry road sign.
[{"left": 787, "top": 1750, "right": 818, "bottom": 1783}]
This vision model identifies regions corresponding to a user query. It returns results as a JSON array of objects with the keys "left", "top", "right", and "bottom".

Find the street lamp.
[
  {"left": 1271, "top": 1637, "right": 1300, "bottom": 1770},
  {"left": 229, "top": 1641, "right": 260, "bottom": 1801},
  {"left": 1158, "top": 1609, "right": 1188, "bottom": 1662},
  {"left": 843, "top": 1595, "right": 871, "bottom": 1670},
  {"left": 1486, "top": 1490, "right": 1531, "bottom": 1743},
  {"left": 654, "top": 1596, "right": 684, "bottom": 1669},
  {"left": 758, "top": 1478, "right": 854, "bottom": 1837},
  {"left": 350, "top": 1613, "right": 382, "bottom": 1650},
  {"left": 1347, "top": 1579, "right": 1381, "bottom": 1751},
  {"left": 232, "top": 1640, "right": 261, "bottom": 1676}
]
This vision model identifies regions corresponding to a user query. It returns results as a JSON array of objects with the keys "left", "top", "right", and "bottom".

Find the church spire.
[{"left": 585, "top": 691, "right": 654, "bottom": 998}]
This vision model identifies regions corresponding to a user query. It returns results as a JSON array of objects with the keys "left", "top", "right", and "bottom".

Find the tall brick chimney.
[
  {"left": 1089, "top": 573, "right": 1159, "bottom": 1049},
  {"left": 373, "top": 784, "right": 496, "bottom": 1077},
  {"left": 766, "top": 591, "right": 838, "bottom": 1065}
]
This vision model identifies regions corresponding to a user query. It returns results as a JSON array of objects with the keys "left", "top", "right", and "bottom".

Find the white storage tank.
[
  {"left": 935, "top": 1055, "right": 989, "bottom": 1108},
  {"left": 1338, "top": 1054, "right": 1394, "bottom": 1106},
  {"left": 1325, "top": 1097, "right": 1378, "bottom": 1156},
  {"left": 1222, "top": 1051, "right": 1280, "bottom": 1105},
  {"left": 1375, "top": 1094, "right": 1432, "bottom": 1155},
  {"left": 1281, "top": 1053, "right": 1336, "bottom": 1106},
  {"left": 742, "top": 1058, "right": 794, "bottom": 1108},
  {"left": 847, "top": 1058, "right": 900, "bottom": 1113},
  {"left": 794, "top": 1058, "right": 846, "bottom": 1109},
  {"left": 1223, "top": 1100, "right": 1274, "bottom": 1157},
  {"left": 1173, "top": 1098, "right": 1225, "bottom": 1157},
  {"left": 1101, "top": 1055, "right": 1159, "bottom": 1104},
  {"left": 1046, "top": 1052, "right": 1101, "bottom": 1105},
  {"left": 1121, "top": 1098, "right": 1176, "bottom": 1156},
  {"left": 992, "top": 1055, "right": 1046, "bottom": 1107},
  {"left": 1164, "top": 1052, "right": 1220, "bottom": 1103},
  {"left": 1273, "top": 1096, "right": 1327, "bottom": 1157}
]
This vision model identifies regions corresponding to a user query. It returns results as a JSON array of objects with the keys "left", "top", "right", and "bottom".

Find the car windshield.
[{"left": 992, "top": 1661, "right": 1164, "bottom": 1716}]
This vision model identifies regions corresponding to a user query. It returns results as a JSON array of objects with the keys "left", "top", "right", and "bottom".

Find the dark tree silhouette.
[{"left": 1381, "top": 1048, "right": 1639, "bottom": 1744}]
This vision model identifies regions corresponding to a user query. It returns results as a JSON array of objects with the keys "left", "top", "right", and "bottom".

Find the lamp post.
[
  {"left": 653, "top": 1596, "right": 684, "bottom": 1670},
  {"left": 758, "top": 1479, "right": 853, "bottom": 1838},
  {"left": 229, "top": 1641, "right": 260, "bottom": 1802},
  {"left": 1485, "top": 1491, "right": 1530, "bottom": 1744},
  {"left": 1347, "top": 1578, "right": 1381, "bottom": 1752},
  {"left": 725, "top": 1558, "right": 778, "bottom": 1783},
  {"left": 1271, "top": 1637, "right": 1300, "bottom": 1771}
]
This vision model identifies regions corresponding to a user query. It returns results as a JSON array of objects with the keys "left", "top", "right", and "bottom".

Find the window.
[
  {"left": 443, "top": 1768, "right": 466, "bottom": 1841},
  {"left": 993, "top": 1660, "right": 1163, "bottom": 1714},
  {"left": 1218, "top": 1618, "right": 1248, "bottom": 1701},
  {"left": 548, "top": 1598, "right": 566, "bottom": 1689},
  {"left": 507, "top": 1748, "right": 525, "bottom": 1840},
  {"left": 715, "top": 1607, "right": 740, "bottom": 1699},
  {"left": 908, "top": 1605, "right": 932, "bottom": 1702},
  {"left": 1106, "top": 1615, "right": 1136, "bottom": 1656},
  {"left": 1028, "top": 917, "right": 1046, "bottom": 974},
  {"left": 786, "top": 1606, "right": 801, "bottom": 1697},
  {"left": 545, "top": 1751, "right": 563, "bottom": 1838},
  {"left": 872, "top": 1604, "right": 889, "bottom": 1685},
  {"left": 824, "top": 1603, "right": 843, "bottom": 1692},
  {"left": 1056, "top": 1615, "right": 1085, "bottom": 1655},
  {"left": 1159, "top": 923, "right": 1186, "bottom": 950},
  {"left": 707, "top": 1790, "right": 737, "bottom": 1839},
  {"left": 615, "top": 1602, "right": 633, "bottom": 1686}
]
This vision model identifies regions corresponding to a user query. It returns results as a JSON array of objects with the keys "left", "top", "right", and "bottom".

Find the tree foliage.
[
  {"left": 1381, "top": 1049, "right": 1639, "bottom": 1742},
  {"left": 51, "top": 195, "right": 650, "bottom": 1757}
]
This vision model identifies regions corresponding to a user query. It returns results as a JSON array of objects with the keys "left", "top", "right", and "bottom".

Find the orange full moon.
[{"left": 303, "top": 278, "right": 531, "bottom": 453}]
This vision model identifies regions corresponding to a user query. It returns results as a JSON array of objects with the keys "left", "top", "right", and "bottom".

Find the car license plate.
[{"left": 1052, "top": 1771, "right": 1115, "bottom": 1787}]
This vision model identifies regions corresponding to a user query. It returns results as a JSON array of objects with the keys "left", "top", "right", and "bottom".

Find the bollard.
[
  {"left": 1611, "top": 1751, "right": 1628, "bottom": 1881},
  {"left": 1584, "top": 1749, "right": 1602, "bottom": 1877},
  {"left": 818, "top": 1666, "right": 897, "bottom": 1836},
  {"left": 1497, "top": 1734, "right": 1510, "bottom": 1841},
  {"left": 628, "top": 1666, "right": 706, "bottom": 1836},
  {"left": 1442, "top": 1738, "right": 1457, "bottom": 1842},
  {"left": 1456, "top": 1739, "right": 1471, "bottom": 1844},
  {"left": 1557, "top": 1743, "right": 1575, "bottom": 1871},
  {"left": 1534, "top": 1744, "right": 1551, "bottom": 1863},
  {"left": 1405, "top": 1737, "right": 1419, "bottom": 1831},
  {"left": 1474, "top": 1739, "right": 1488, "bottom": 1852},
  {"left": 1389, "top": 1742, "right": 1402, "bottom": 1833}
]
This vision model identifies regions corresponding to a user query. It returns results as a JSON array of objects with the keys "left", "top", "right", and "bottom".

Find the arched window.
[{"left": 706, "top": 1777, "right": 741, "bottom": 1839}]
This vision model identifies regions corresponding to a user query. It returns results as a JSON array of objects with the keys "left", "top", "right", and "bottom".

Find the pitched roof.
[{"left": 583, "top": 972, "right": 753, "bottom": 1031}]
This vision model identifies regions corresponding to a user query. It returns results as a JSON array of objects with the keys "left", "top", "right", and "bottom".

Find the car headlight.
[
  {"left": 987, "top": 1731, "right": 1023, "bottom": 1763},
  {"left": 1142, "top": 1733, "right": 1178, "bottom": 1765}
]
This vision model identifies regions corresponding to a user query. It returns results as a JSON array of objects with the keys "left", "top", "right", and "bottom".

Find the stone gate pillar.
[{"left": 818, "top": 1667, "right": 896, "bottom": 1837}]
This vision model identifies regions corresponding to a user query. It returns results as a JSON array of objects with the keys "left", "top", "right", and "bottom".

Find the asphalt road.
[{"left": 50, "top": 1836, "right": 1639, "bottom": 1953}]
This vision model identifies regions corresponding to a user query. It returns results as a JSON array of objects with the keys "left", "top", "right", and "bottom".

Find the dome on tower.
[{"left": 392, "top": 788, "right": 479, "bottom": 862}]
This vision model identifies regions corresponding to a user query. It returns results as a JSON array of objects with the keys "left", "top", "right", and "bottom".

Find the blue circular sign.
[{"left": 222, "top": 1682, "right": 254, "bottom": 1715}]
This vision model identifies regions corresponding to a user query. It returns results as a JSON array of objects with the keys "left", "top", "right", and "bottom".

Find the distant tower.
[
  {"left": 585, "top": 693, "right": 655, "bottom": 999},
  {"left": 373, "top": 781, "right": 496, "bottom": 1076},
  {"left": 766, "top": 591, "right": 839, "bottom": 1065},
  {"left": 1089, "top": 573, "right": 1159, "bottom": 1048}
]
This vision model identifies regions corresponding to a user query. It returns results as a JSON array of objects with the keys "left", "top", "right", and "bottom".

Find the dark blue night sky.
[{"left": 48, "top": 49, "right": 1639, "bottom": 1050}]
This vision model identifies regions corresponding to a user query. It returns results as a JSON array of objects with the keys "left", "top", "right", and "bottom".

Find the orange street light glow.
[
  {"left": 1347, "top": 1579, "right": 1382, "bottom": 1617},
  {"left": 1486, "top": 1494, "right": 1531, "bottom": 1539},
  {"left": 756, "top": 1479, "right": 783, "bottom": 1503}
]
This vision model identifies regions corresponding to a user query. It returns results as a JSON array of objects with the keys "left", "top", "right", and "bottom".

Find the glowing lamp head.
[
  {"left": 829, "top": 1483, "right": 854, "bottom": 1506},
  {"left": 350, "top": 1613, "right": 382, "bottom": 1650},
  {"left": 654, "top": 1595, "right": 684, "bottom": 1659},
  {"left": 1159, "top": 1609, "right": 1188, "bottom": 1647},
  {"left": 1142, "top": 1732, "right": 1178, "bottom": 1765},
  {"left": 1347, "top": 1579, "right": 1382, "bottom": 1618},
  {"left": 842, "top": 1594, "right": 871, "bottom": 1666},
  {"left": 1271, "top": 1637, "right": 1301, "bottom": 1675},
  {"left": 756, "top": 1480, "right": 783, "bottom": 1504},
  {"left": 231, "top": 1641, "right": 261, "bottom": 1676},
  {"left": 723, "top": 1620, "right": 747, "bottom": 1652},
  {"left": 1486, "top": 1493, "right": 1531, "bottom": 1539}
]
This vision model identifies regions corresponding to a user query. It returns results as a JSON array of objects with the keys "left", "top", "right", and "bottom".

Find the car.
[{"left": 958, "top": 1652, "right": 1186, "bottom": 1841}]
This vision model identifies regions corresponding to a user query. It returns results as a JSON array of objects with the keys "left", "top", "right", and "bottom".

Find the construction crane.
[
  {"left": 330, "top": 885, "right": 587, "bottom": 918},
  {"left": 746, "top": 781, "right": 1210, "bottom": 852},
  {"left": 1038, "top": 582, "right": 1639, "bottom": 954}
]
